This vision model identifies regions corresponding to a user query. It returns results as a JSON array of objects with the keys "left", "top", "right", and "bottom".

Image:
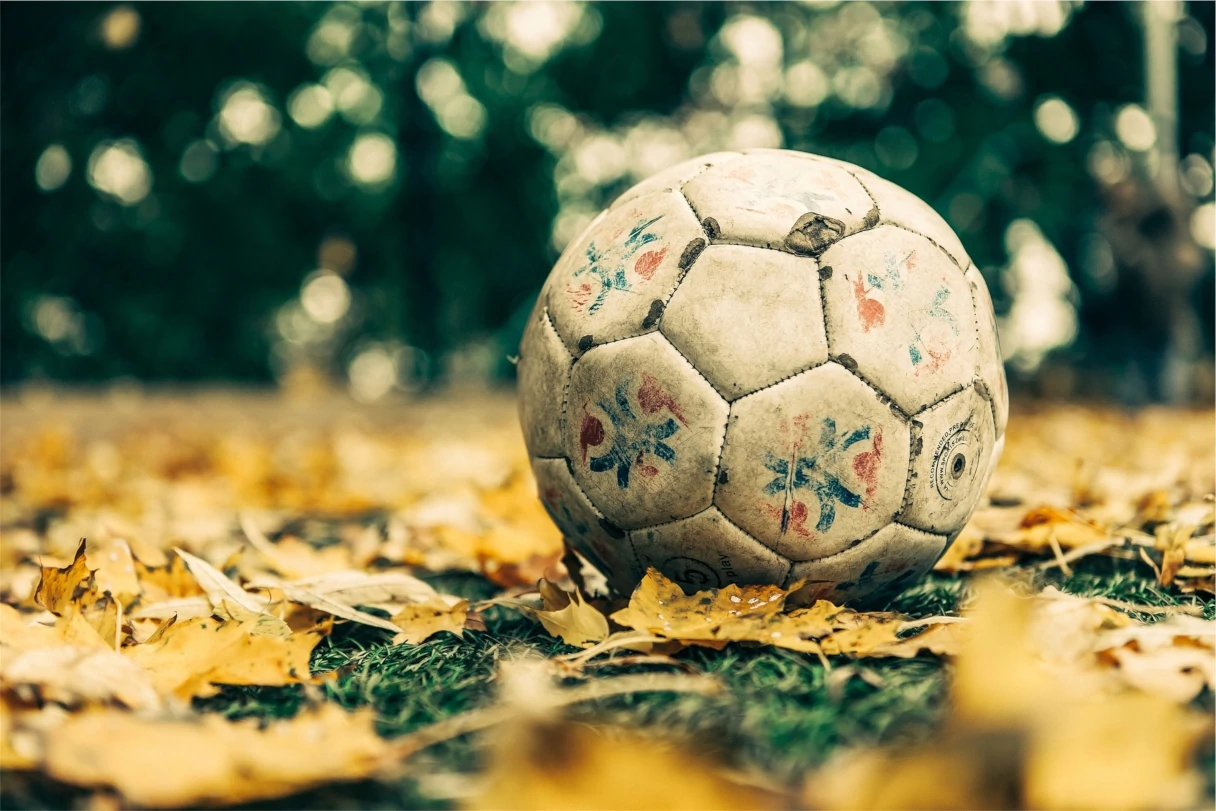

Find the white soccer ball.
[{"left": 518, "top": 149, "right": 1008, "bottom": 604}]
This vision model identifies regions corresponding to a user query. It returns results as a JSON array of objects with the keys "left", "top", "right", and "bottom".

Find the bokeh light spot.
[
  {"left": 216, "top": 83, "right": 281, "bottom": 147},
  {"left": 1191, "top": 203, "right": 1215, "bottom": 250},
  {"left": 100, "top": 5, "right": 141, "bottom": 50},
  {"left": 288, "top": 84, "right": 335, "bottom": 129},
  {"left": 875, "top": 126, "right": 918, "bottom": 170},
  {"left": 179, "top": 140, "right": 219, "bottom": 183},
  {"left": 1033, "top": 95, "right": 1079, "bottom": 144},
  {"left": 87, "top": 138, "right": 152, "bottom": 205},
  {"left": 35, "top": 144, "right": 72, "bottom": 191},
  {"left": 1114, "top": 105, "right": 1156, "bottom": 152},
  {"left": 301, "top": 270, "right": 351, "bottom": 324},
  {"left": 346, "top": 132, "right": 397, "bottom": 187}
]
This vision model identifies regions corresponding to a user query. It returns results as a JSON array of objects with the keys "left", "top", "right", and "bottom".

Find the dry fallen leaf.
[
  {"left": 33, "top": 540, "right": 92, "bottom": 616},
  {"left": 390, "top": 598, "right": 470, "bottom": 645},
  {"left": 533, "top": 579, "right": 610, "bottom": 649},
  {"left": 1, "top": 645, "right": 161, "bottom": 711},
  {"left": 471, "top": 718, "right": 783, "bottom": 811},
  {"left": 174, "top": 547, "right": 267, "bottom": 615},
  {"left": 605, "top": 569, "right": 961, "bottom": 658},
  {"left": 805, "top": 578, "right": 1210, "bottom": 811},
  {"left": 37, "top": 704, "right": 388, "bottom": 807},
  {"left": 123, "top": 616, "right": 325, "bottom": 699}
]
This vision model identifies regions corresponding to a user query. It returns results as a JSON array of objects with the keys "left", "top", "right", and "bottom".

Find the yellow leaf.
[
  {"left": 1, "top": 644, "right": 161, "bottom": 710},
  {"left": 276, "top": 582, "right": 402, "bottom": 633},
  {"left": 40, "top": 705, "right": 387, "bottom": 808},
  {"left": 281, "top": 569, "right": 439, "bottom": 607},
  {"left": 133, "top": 554, "right": 204, "bottom": 602},
  {"left": 218, "top": 599, "right": 293, "bottom": 638},
  {"left": 174, "top": 547, "right": 267, "bottom": 614},
  {"left": 391, "top": 598, "right": 469, "bottom": 645},
  {"left": 33, "top": 540, "right": 91, "bottom": 616},
  {"left": 471, "top": 718, "right": 783, "bottom": 810},
  {"left": 85, "top": 537, "right": 141, "bottom": 608},
  {"left": 534, "top": 580, "right": 609, "bottom": 648},
  {"left": 123, "top": 616, "right": 323, "bottom": 699},
  {"left": 607, "top": 569, "right": 958, "bottom": 658}
]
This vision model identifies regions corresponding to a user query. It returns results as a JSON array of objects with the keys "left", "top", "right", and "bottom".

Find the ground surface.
[{"left": 0, "top": 388, "right": 1212, "bottom": 809}]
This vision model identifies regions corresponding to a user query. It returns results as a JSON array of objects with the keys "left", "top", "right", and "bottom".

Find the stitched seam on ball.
[
  {"left": 543, "top": 306, "right": 576, "bottom": 456},
  {"left": 626, "top": 503, "right": 716, "bottom": 535},
  {"left": 832, "top": 359, "right": 912, "bottom": 422},
  {"left": 786, "top": 524, "right": 888, "bottom": 569},
  {"left": 568, "top": 225, "right": 705, "bottom": 357},
  {"left": 965, "top": 265, "right": 1002, "bottom": 433},
  {"left": 839, "top": 166, "right": 962, "bottom": 271},
  {"left": 655, "top": 331, "right": 731, "bottom": 522},
  {"left": 711, "top": 506, "right": 791, "bottom": 573},
  {"left": 674, "top": 152, "right": 745, "bottom": 211},
  {"left": 725, "top": 358, "right": 831, "bottom": 403},
  {"left": 559, "top": 457, "right": 620, "bottom": 528},
  {"left": 908, "top": 381, "right": 968, "bottom": 419},
  {"left": 817, "top": 251, "right": 833, "bottom": 357},
  {"left": 891, "top": 521, "right": 948, "bottom": 540},
  {"left": 896, "top": 417, "right": 924, "bottom": 522},
  {"left": 659, "top": 330, "right": 728, "bottom": 401},
  {"left": 883, "top": 221, "right": 965, "bottom": 273}
]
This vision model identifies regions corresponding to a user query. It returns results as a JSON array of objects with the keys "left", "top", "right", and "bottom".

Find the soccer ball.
[{"left": 517, "top": 149, "right": 1007, "bottom": 604}]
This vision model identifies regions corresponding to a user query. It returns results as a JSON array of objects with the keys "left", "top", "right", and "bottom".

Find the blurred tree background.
[{"left": 2, "top": 1, "right": 1213, "bottom": 403}]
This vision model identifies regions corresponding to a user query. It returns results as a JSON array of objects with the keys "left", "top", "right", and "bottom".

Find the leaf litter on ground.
[{"left": 0, "top": 392, "right": 1212, "bottom": 808}]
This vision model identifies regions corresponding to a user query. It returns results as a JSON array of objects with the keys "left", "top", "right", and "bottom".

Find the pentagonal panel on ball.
[
  {"left": 899, "top": 385, "right": 996, "bottom": 535},
  {"left": 715, "top": 362, "right": 910, "bottom": 561},
  {"left": 630, "top": 507, "right": 790, "bottom": 592},
  {"left": 683, "top": 151, "right": 876, "bottom": 254},
  {"left": 661, "top": 245, "right": 829, "bottom": 400},
  {"left": 966, "top": 265, "right": 1009, "bottom": 440},
  {"left": 610, "top": 152, "right": 741, "bottom": 211},
  {"left": 787, "top": 523, "right": 947, "bottom": 605},
  {"left": 564, "top": 332, "right": 728, "bottom": 530},
  {"left": 547, "top": 192, "right": 705, "bottom": 357},
  {"left": 821, "top": 225, "right": 978, "bottom": 414},
  {"left": 532, "top": 457, "right": 642, "bottom": 594},
  {"left": 517, "top": 303, "right": 573, "bottom": 457},
  {"left": 851, "top": 166, "right": 971, "bottom": 270}
]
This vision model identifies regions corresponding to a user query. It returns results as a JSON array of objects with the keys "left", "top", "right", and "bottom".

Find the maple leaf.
[
  {"left": 606, "top": 569, "right": 960, "bottom": 658},
  {"left": 33, "top": 540, "right": 92, "bottom": 616}
]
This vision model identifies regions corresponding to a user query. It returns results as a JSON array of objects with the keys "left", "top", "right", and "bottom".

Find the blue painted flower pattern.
[
  {"left": 566, "top": 215, "right": 665, "bottom": 314},
  {"left": 578, "top": 374, "right": 687, "bottom": 490},
  {"left": 759, "top": 416, "right": 883, "bottom": 538}
]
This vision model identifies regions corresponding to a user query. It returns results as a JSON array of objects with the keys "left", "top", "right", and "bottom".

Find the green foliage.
[{"left": 2, "top": 2, "right": 1213, "bottom": 390}]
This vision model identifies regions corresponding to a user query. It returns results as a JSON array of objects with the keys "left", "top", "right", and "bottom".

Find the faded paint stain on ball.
[
  {"left": 566, "top": 214, "right": 666, "bottom": 314},
  {"left": 758, "top": 415, "right": 882, "bottom": 540},
  {"left": 580, "top": 375, "right": 686, "bottom": 490}
]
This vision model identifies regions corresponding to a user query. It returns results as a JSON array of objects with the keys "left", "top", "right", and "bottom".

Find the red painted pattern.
[
  {"left": 633, "top": 246, "right": 668, "bottom": 281},
  {"left": 851, "top": 428, "right": 883, "bottom": 499},
  {"left": 579, "top": 409, "right": 605, "bottom": 463},
  {"left": 636, "top": 373, "right": 688, "bottom": 425},
  {"left": 566, "top": 282, "right": 593, "bottom": 310},
  {"left": 634, "top": 452, "right": 660, "bottom": 479},
  {"left": 761, "top": 499, "right": 812, "bottom": 538},
  {"left": 852, "top": 277, "right": 885, "bottom": 332}
]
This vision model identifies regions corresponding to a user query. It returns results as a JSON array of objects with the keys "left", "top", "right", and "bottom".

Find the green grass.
[{"left": 4, "top": 557, "right": 1210, "bottom": 810}]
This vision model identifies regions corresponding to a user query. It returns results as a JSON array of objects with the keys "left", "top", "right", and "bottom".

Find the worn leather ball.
[{"left": 517, "top": 148, "right": 1007, "bottom": 603}]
